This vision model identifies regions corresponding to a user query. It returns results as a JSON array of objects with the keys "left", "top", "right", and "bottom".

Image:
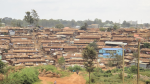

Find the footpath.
[{"left": 39, "top": 72, "right": 86, "bottom": 84}]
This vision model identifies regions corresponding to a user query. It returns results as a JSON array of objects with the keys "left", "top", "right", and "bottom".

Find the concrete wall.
[
  {"left": 116, "top": 49, "right": 122, "bottom": 56},
  {"left": 130, "top": 62, "right": 147, "bottom": 69},
  {"left": 99, "top": 49, "right": 105, "bottom": 53}
]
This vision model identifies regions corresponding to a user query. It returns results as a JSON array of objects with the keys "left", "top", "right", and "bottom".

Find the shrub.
[
  {"left": 0, "top": 67, "right": 39, "bottom": 84},
  {"left": 93, "top": 72, "right": 101, "bottom": 77},
  {"left": 35, "top": 65, "right": 57, "bottom": 72},
  {"left": 118, "top": 72, "right": 122, "bottom": 79},
  {"left": 130, "top": 66, "right": 137, "bottom": 73},
  {"left": 0, "top": 60, "right": 6, "bottom": 73},
  {"left": 105, "top": 70, "right": 111, "bottom": 73},
  {"left": 90, "top": 74, "right": 96, "bottom": 83},
  {"left": 146, "top": 80, "right": 150, "bottom": 84},
  {"left": 68, "top": 65, "right": 83, "bottom": 72},
  {"left": 127, "top": 74, "right": 133, "bottom": 79}
]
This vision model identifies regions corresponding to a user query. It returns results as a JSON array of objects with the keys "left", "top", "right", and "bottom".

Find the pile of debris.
[{"left": 39, "top": 69, "right": 61, "bottom": 78}]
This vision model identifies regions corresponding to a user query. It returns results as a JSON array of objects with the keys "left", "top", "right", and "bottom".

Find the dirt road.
[{"left": 39, "top": 72, "right": 86, "bottom": 84}]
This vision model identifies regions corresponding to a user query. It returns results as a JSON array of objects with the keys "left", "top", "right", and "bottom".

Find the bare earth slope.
[{"left": 39, "top": 72, "right": 86, "bottom": 84}]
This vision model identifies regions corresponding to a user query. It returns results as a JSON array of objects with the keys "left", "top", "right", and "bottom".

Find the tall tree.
[
  {"left": 143, "top": 43, "right": 150, "bottom": 48},
  {"left": 58, "top": 57, "right": 65, "bottom": 69},
  {"left": 80, "top": 23, "right": 88, "bottom": 30},
  {"left": 55, "top": 24, "right": 64, "bottom": 29},
  {"left": 144, "top": 23, "right": 150, "bottom": 28},
  {"left": 71, "top": 19, "right": 76, "bottom": 27},
  {"left": 133, "top": 52, "right": 138, "bottom": 66},
  {"left": 107, "top": 27, "right": 111, "bottom": 32},
  {"left": 82, "top": 46, "right": 97, "bottom": 84},
  {"left": 122, "top": 21, "right": 130, "bottom": 27},
  {"left": 113, "top": 24, "right": 118, "bottom": 30},
  {"left": 88, "top": 42, "right": 98, "bottom": 51},
  {"left": 24, "top": 11, "right": 34, "bottom": 25},
  {"left": 112, "top": 54, "right": 122, "bottom": 68},
  {"left": 31, "top": 9, "right": 39, "bottom": 27}
]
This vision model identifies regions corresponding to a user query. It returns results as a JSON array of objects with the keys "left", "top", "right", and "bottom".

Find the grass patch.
[
  {"left": 140, "top": 71, "right": 150, "bottom": 77},
  {"left": 32, "top": 80, "right": 42, "bottom": 84},
  {"left": 46, "top": 81, "right": 53, "bottom": 84},
  {"left": 80, "top": 68, "right": 146, "bottom": 84}
]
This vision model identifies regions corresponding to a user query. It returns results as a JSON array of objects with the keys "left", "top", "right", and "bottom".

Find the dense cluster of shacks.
[{"left": 0, "top": 27, "right": 150, "bottom": 69}]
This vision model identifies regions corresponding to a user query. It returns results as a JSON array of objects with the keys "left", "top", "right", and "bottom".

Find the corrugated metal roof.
[
  {"left": 102, "top": 48, "right": 122, "bottom": 50},
  {"left": 105, "top": 41, "right": 127, "bottom": 45}
]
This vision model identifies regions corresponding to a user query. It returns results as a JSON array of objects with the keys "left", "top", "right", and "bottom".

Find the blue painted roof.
[{"left": 102, "top": 48, "right": 122, "bottom": 50}]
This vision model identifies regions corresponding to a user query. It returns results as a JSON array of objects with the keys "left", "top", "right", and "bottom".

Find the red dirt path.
[{"left": 39, "top": 72, "right": 86, "bottom": 84}]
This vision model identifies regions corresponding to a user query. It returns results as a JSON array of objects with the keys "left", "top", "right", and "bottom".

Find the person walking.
[
  {"left": 76, "top": 70, "right": 79, "bottom": 75},
  {"left": 54, "top": 80, "right": 56, "bottom": 84}
]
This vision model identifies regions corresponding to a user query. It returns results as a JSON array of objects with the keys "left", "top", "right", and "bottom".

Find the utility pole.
[
  {"left": 122, "top": 44, "right": 124, "bottom": 84},
  {"left": 137, "top": 40, "right": 140, "bottom": 84}
]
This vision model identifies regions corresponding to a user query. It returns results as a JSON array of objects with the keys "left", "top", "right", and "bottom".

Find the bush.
[
  {"left": 105, "top": 70, "right": 111, "bottom": 73},
  {"left": 0, "top": 67, "right": 39, "bottom": 84},
  {"left": 35, "top": 65, "right": 57, "bottom": 72},
  {"left": 118, "top": 72, "right": 122, "bottom": 79},
  {"left": 90, "top": 74, "right": 96, "bottom": 83},
  {"left": 99, "top": 27, "right": 106, "bottom": 31},
  {"left": 130, "top": 66, "right": 137, "bottom": 73},
  {"left": 146, "top": 80, "right": 150, "bottom": 84},
  {"left": 103, "top": 73, "right": 112, "bottom": 77},
  {"left": 93, "top": 72, "right": 101, "bottom": 77},
  {"left": 68, "top": 65, "right": 83, "bottom": 72},
  {"left": 0, "top": 60, "right": 6, "bottom": 73},
  {"left": 127, "top": 74, "right": 133, "bottom": 79}
]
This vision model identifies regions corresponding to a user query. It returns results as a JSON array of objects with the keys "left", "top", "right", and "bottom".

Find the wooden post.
[
  {"left": 137, "top": 41, "right": 140, "bottom": 84},
  {"left": 122, "top": 44, "right": 124, "bottom": 84},
  {"left": 89, "top": 72, "right": 90, "bottom": 84}
]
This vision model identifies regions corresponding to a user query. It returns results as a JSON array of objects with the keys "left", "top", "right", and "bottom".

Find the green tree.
[
  {"left": 58, "top": 57, "right": 65, "bottom": 66},
  {"left": 88, "top": 42, "right": 98, "bottom": 51},
  {"left": 68, "top": 65, "right": 83, "bottom": 72},
  {"left": 143, "top": 43, "right": 150, "bottom": 48},
  {"left": 71, "top": 19, "right": 76, "bottom": 27},
  {"left": 112, "top": 54, "right": 122, "bottom": 67},
  {"left": 16, "top": 22, "right": 22, "bottom": 27},
  {"left": 80, "top": 23, "right": 88, "bottom": 30},
  {"left": 31, "top": 9, "right": 39, "bottom": 27},
  {"left": 133, "top": 52, "right": 138, "bottom": 66},
  {"left": 24, "top": 11, "right": 34, "bottom": 25},
  {"left": 82, "top": 46, "right": 97, "bottom": 84},
  {"left": 107, "top": 27, "right": 111, "bottom": 32},
  {"left": 55, "top": 24, "right": 64, "bottom": 29},
  {"left": 113, "top": 24, "right": 118, "bottom": 30},
  {"left": 0, "top": 60, "right": 6, "bottom": 73},
  {"left": 122, "top": 21, "right": 130, "bottom": 27},
  {"left": 106, "top": 53, "right": 122, "bottom": 67}
]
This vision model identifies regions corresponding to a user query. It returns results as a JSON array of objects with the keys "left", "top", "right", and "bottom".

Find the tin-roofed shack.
[
  {"left": 76, "top": 35, "right": 100, "bottom": 41},
  {"left": 0, "top": 30, "right": 9, "bottom": 35}
]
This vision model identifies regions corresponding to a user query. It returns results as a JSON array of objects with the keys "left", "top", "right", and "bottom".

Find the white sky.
[{"left": 0, "top": 0, "right": 150, "bottom": 23}]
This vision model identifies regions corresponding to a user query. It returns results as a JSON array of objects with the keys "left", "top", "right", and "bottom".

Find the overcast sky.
[{"left": 0, "top": 0, "right": 150, "bottom": 23}]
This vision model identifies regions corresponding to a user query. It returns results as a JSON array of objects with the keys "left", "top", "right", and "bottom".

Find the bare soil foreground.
[{"left": 39, "top": 72, "right": 86, "bottom": 84}]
